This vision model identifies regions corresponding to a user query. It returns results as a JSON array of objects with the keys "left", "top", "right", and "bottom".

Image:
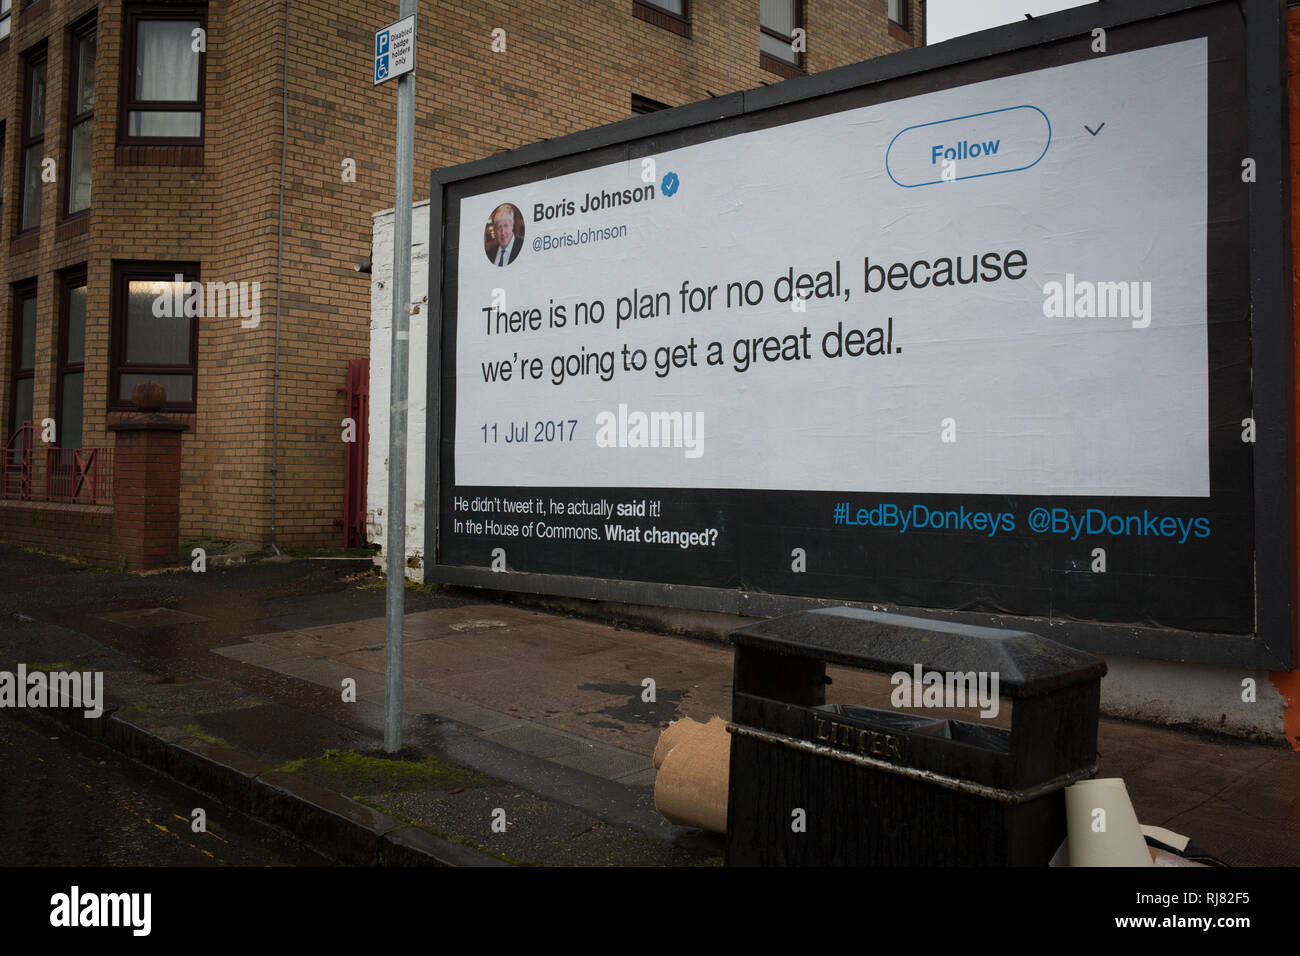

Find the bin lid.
[{"left": 729, "top": 606, "right": 1106, "bottom": 698}]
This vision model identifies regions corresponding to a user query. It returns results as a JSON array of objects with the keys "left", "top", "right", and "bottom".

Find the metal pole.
[{"left": 384, "top": 0, "right": 417, "bottom": 753}]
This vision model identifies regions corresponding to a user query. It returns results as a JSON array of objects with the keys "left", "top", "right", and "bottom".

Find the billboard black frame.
[{"left": 425, "top": 0, "right": 1295, "bottom": 671}]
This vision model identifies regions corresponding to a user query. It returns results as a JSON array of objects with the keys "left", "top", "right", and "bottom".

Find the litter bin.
[{"left": 725, "top": 606, "right": 1107, "bottom": 865}]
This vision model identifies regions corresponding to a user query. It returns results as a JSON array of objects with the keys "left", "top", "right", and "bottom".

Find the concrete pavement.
[
  {"left": 2, "top": 545, "right": 1296, "bottom": 866},
  {"left": 216, "top": 600, "right": 1300, "bottom": 867}
]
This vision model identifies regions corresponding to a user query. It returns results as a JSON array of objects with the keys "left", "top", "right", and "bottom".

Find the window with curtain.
[
  {"left": 66, "top": 21, "right": 95, "bottom": 215},
  {"left": 21, "top": 49, "right": 47, "bottom": 232},
  {"left": 888, "top": 0, "right": 910, "bottom": 28},
  {"left": 122, "top": 7, "right": 205, "bottom": 142},
  {"left": 58, "top": 272, "right": 86, "bottom": 449},
  {"left": 760, "top": 0, "right": 801, "bottom": 66},
  {"left": 112, "top": 263, "right": 199, "bottom": 410}
]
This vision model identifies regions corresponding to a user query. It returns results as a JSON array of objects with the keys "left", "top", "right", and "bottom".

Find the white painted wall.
[
  {"left": 367, "top": 199, "right": 430, "bottom": 581},
  {"left": 1099, "top": 656, "right": 1285, "bottom": 742}
]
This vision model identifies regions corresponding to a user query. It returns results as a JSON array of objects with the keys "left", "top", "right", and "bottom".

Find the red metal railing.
[
  {"left": 2, "top": 422, "right": 34, "bottom": 500},
  {"left": 2, "top": 422, "right": 113, "bottom": 505},
  {"left": 44, "top": 445, "right": 114, "bottom": 504}
]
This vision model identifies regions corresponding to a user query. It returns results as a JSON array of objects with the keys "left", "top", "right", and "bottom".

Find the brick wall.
[
  {"left": 110, "top": 420, "right": 184, "bottom": 570},
  {"left": 0, "top": 0, "right": 922, "bottom": 552},
  {"left": 0, "top": 499, "right": 114, "bottom": 565},
  {"left": 270, "top": 0, "right": 920, "bottom": 546}
]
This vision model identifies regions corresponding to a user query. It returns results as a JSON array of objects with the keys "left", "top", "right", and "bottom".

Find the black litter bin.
[{"left": 725, "top": 606, "right": 1107, "bottom": 866}]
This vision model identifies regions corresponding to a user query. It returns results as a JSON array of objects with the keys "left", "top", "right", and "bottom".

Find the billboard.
[{"left": 426, "top": 0, "right": 1294, "bottom": 669}]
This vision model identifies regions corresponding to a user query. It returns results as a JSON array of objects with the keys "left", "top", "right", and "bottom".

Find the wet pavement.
[
  {"left": 0, "top": 546, "right": 720, "bottom": 865},
  {"left": 1, "top": 544, "right": 1296, "bottom": 866}
]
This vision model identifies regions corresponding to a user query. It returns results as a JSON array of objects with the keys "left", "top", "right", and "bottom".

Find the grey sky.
[{"left": 927, "top": 0, "right": 1099, "bottom": 45}]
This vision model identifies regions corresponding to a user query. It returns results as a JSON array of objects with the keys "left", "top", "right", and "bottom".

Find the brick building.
[{"left": 0, "top": 0, "right": 922, "bottom": 560}]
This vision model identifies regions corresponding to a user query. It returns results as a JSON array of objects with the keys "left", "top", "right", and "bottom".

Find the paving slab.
[
  {"left": 1096, "top": 718, "right": 1299, "bottom": 867},
  {"left": 365, "top": 686, "right": 521, "bottom": 731},
  {"left": 549, "top": 743, "right": 654, "bottom": 780},
  {"left": 211, "top": 643, "right": 306, "bottom": 667},
  {"left": 480, "top": 723, "right": 589, "bottom": 760},
  {"left": 254, "top": 631, "right": 351, "bottom": 658},
  {"left": 267, "top": 656, "right": 384, "bottom": 697}
]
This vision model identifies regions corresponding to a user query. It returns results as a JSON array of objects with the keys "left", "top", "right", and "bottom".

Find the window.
[
  {"left": 761, "top": 0, "right": 802, "bottom": 72},
  {"left": 20, "top": 48, "right": 47, "bottom": 233},
  {"left": 633, "top": 0, "right": 688, "bottom": 38},
  {"left": 0, "top": 0, "right": 11, "bottom": 41},
  {"left": 9, "top": 282, "right": 36, "bottom": 447},
  {"left": 65, "top": 19, "right": 95, "bottom": 216},
  {"left": 57, "top": 270, "right": 85, "bottom": 448},
  {"left": 888, "top": 0, "right": 910, "bottom": 29},
  {"left": 120, "top": 6, "right": 206, "bottom": 143},
  {"left": 632, "top": 94, "right": 670, "bottom": 116},
  {"left": 111, "top": 263, "right": 198, "bottom": 411}
]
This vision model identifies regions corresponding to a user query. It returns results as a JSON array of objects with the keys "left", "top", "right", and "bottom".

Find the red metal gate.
[{"left": 339, "top": 359, "right": 370, "bottom": 547}]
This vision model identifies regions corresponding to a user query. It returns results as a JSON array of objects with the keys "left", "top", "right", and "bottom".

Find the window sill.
[
  {"left": 10, "top": 231, "right": 39, "bottom": 255},
  {"left": 888, "top": 21, "right": 914, "bottom": 45},
  {"left": 107, "top": 410, "right": 197, "bottom": 440},
  {"left": 760, "top": 52, "right": 803, "bottom": 80},
  {"left": 633, "top": 1, "right": 689, "bottom": 38},
  {"left": 107, "top": 407, "right": 197, "bottom": 421},
  {"left": 56, "top": 214, "right": 89, "bottom": 241},
  {"left": 115, "top": 144, "right": 203, "bottom": 167}
]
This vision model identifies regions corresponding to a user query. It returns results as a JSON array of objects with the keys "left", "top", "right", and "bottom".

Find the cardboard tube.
[
  {"left": 1064, "top": 778, "right": 1153, "bottom": 867},
  {"left": 653, "top": 717, "right": 705, "bottom": 770},
  {"left": 654, "top": 719, "right": 731, "bottom": 833},
  {"left": 653, "top": 715, "right": 726, "bottom": 769}
]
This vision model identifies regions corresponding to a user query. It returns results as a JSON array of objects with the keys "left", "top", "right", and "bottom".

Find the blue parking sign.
[{"left": 374, "top": 16, "right": 415, "bottom": 86}]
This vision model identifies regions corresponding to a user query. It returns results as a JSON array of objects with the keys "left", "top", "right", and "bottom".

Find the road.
[{"left": 0, "top": 708, "right": 331, "bottom": 866}]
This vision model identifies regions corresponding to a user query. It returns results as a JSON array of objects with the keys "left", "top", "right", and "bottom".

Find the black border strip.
[
  {"left": 1245, "top": 2, "right": 1296, "bottom": 667},
  {"left": 426, "top": 0, "right": 1295, "bottom": 671}
]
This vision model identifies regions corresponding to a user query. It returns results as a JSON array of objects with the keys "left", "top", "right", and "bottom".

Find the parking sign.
[{"left": 374, "top": 15, "right": 415, "bottom": 86}]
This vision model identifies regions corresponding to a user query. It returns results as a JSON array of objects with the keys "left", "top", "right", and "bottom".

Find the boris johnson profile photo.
[{"left": 485, "top": 202, "right": 525, "bottom": 266}]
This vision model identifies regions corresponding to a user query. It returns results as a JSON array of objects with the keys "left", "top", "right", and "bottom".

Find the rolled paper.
[
  {"left": 652, "top": 715, "right": 726, "bottom": 769},
  {"left": 1064, "top": 778, "right": 1153, "bottom": 867},
  {"left": 654, "top": 720, "right": 731, "bottom": 834},
  {"left": 653, "top": 717, "right": 705, "bottom": 770}
]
